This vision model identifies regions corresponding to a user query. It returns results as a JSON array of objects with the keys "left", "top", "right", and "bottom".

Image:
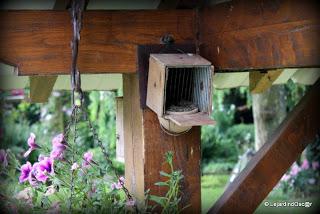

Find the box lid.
[{"left": 150, "top": 54, "right": 212, "bottom": 67}]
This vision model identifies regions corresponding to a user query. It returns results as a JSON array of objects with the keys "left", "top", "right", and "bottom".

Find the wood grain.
[
  {"left": 143, "top": 109, "right": 201, "bottom": 213},
  {"left": 200, "top": 0, "right": 320, "bottom": 70},
  {"left": 209, "top": 79, "right": 320, "bottom": 213},
  {"left": 0, "top": 10, "right": 195, "bottom": 75}
]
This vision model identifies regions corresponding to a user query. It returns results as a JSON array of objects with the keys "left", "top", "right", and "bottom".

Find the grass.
[
  {"left": 201, "top": 174, "right": 229, "bottom": 213},
  {"left": 201, "top": 175, "right": 320, "bottom": 214}
]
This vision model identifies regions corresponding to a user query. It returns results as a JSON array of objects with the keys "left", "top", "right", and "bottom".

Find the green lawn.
[
  {"left": 201, "top": 174, "right": 229, "bottom": 213},
  {"left": 201, "top": 175, "right": 320, "bottom": 214}
]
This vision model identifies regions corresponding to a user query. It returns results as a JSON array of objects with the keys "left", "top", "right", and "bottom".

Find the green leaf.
[
  {"left": 149, "top": 195, "right": 166, "bottom": 206},
  {"left": 154, "top": 181, "right": 169, "bottom": 186},
  {"left": 160, "top": 171, "right": 171, "bottom": 178}
]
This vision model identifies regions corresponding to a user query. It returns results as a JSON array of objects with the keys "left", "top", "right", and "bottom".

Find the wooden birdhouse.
[{"left": 146, "top": 54, "right": 215, "bottom": 134}]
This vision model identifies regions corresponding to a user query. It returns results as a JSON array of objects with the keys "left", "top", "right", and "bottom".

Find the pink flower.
[
  {"left": 126, "top": 199, "right": 136, "bottom": 208},
  {"left": 312, "top": 161, "right": 319, "bottom": 170},
  {"left": 111, "top": 182, "right": 122, "bottom": 190},
  {"left": 33, "top": 157, "right": 54, "bottom": 183},
  {"left": 308, "top": 178, "right": 316, "bottom": 185},
  {"left": 50, "top": 134, "right": 66, "bottom": 160},
  {"left": 19, "top": 162, "right": 33, "bottom": 183},
  {"left": 71, "top": 163, "right": 79, "bottom": 171},
  {"left": 24, "top": 133, "right": 39, "bottom": 158},
  {"left": 290, "top": 163, "right": 301, "bottom": 176},
  {"left": 0, "top": 149, "right": 8, "bottom": 168},
  {"left": 301, "top": 159, "right": 309, "bottom": 170},
  {"left": 82, "top": 151, "right": 93, "bottom": 167},
  {"left": 111, "top": 176, "right": 125, "bottom": 190},
  {"left": 281, "top": 174, "right": 290, "bottom": 182}
]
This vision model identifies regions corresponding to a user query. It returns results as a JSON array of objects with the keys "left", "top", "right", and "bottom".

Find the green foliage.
[{"left": 150, "top": 151, "right": 187, "bottom": 214}]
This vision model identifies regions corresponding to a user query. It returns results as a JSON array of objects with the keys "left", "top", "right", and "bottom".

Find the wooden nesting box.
[{"left": 146, "top": 54, "right": 215, "bottom": 132}]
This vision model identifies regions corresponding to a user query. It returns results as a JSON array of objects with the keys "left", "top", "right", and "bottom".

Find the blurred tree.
[{"left": 252, "top": 85, "right": 286, "bottom": 150}]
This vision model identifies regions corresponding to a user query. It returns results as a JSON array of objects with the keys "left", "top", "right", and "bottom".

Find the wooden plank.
[
  {"left": 249, "top": 69, "right": 282, "bottom": 93},
  {"left": 200, "top": 0, "right": 320, "bottom": 70},
  {"left": 166, "top": 112, "right": 215, "bottom": 126},
  {"left": 124, "top": 73, "right": 201, "bottom": 212},
  {"left": 0, "top": 10, "right": 195, "bottom": 75},
  {"left": 209, "top": 79, "right": 320, "bottom": 213},
  {"left": 116, "top": 97, "right": 124, "bottom": 163},
  {"left": 29, "top": 76, "right": 57, "bottom": 103}
]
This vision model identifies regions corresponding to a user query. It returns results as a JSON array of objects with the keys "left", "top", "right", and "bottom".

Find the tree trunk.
[{"left": 252, "top": 85, "right": 286, "bottom": 151}]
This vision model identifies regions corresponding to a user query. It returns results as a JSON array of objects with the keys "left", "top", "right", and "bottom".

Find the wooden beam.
[
  {"left": 200, "top": 0, "right": 320, "bottom": 70},
  {"left": 29, "top": 0, "right": 71, "bottom": 103},
  {"left": 209, "top": 79, "right": 320, "bottom": 213},
  {"left": 249, "top": 69, "right": 282, "bottom": 93},
  {"left": 0, "top": 10, "right": 195, "bottom": 75},
  {"left": 29, "top": 75, "right": 57, "bottom": 103}
]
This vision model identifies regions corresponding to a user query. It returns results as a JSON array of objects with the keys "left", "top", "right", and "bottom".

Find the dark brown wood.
[
  {"left": 143, "top": 109, "right": 201, "bottom": 213},
  {"left": 0, "top": 10, "right": 195, "bottom": 75},
  {"left": 209, "top": 79, "right": 320, "bottom": 213},
  {"left": 200, "top": 0, "right": 320, "bottom": 70}
]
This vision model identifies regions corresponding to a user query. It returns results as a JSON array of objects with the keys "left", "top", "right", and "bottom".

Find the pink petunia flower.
[
  {"left": 82, "top": 151, "right": 93, "bottom": 167},
  {"left": 0, "top": 149, "right": 8, "bottom": 168},
  {"left": 111, "top": 176, "right": 125, "bottom": 190},
  {"left": 312, "top": 161, "right": 319, "bottom": 170},
  {"left": 301, "top": 159, "right": 309, "bottom": 170},
  {"left": 50, "top": 134, "right": 66, "bottom": 160},
  {"left": 19, "top": 162, "right": 33, "bottom": 183},
  {"left": 33, "top": 157, "right": 54, "bottom": 183},
  {"left": 281, "top": 174, "right": 290, "bottom": 182},
  {"left": 290, "top": 163, "right": 301, "bottom": 176},
  {"left": 126, "top": 199, "right": 136, "bottom": 208},
  {"left": 24, "top": 133, "right": 39, "bottom": 158},
  {"left": 71, "top": 162, "right": 79, "bottom": 171}
]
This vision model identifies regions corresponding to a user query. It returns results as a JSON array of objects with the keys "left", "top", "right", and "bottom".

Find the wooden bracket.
[
  {"left": 249, "top": 69, "right": 283, "bottom": 93},
  {"left": 29, "top": 76, "right": 58, "bottom": 103}
]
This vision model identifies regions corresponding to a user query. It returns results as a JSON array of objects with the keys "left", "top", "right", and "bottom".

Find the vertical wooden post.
[{"left": 123, "top": 74, "right": 201, "bottom": 212}]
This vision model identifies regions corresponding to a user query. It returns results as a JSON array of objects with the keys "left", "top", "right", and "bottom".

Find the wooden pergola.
[{"left": 0, "top": 0, "right": 319, "bottom": 213}]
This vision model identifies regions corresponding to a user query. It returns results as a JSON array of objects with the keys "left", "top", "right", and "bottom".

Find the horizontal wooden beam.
[
  {"left": 0, "top": 10, "right": 195, "bottom": 75},
  {"left": 200, "top": 0, "right": 320, "bottom": 70},
  {"left": 209, "top": 79, "right": 320, "bottom": 213}
]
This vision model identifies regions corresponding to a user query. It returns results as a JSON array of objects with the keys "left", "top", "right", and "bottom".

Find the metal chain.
[
  {"left": 81, "top": 105, "right": 134, "bottom": 200},
  {"left": 70, "top": 0, "right": 85, "bottom": 106},
  {"left": 67, "top": 0, "right": 135, "bottom": 207}
]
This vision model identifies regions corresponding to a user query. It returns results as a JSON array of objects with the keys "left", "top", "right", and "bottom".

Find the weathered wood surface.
[
  {"left": 200, "top": 0, "right": 320, "bottom": 70},
  {"left": 143, "top": 109, "right": 201, "bottom": 213},
  {"left": 0, "top": 10, "right": 195, "bottom": 75},
  {"left": 209, "top": 79, "right": 320, "bottom": 213},
  {"left": 123, "top": 74, "right": 201, "bottom": 212}
]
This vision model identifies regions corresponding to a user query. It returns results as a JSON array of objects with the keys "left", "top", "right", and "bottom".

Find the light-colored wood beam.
[
  {"left": 249, "top": 69, "right": 282, "bottom": 94},
  {"left": 29, "top": 75, "right": 58, "bottom": 103}
]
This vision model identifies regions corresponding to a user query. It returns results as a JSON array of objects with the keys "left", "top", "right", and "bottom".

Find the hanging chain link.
[{"left": 68, "top": 0, "right": 134, "bottom": 204}]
